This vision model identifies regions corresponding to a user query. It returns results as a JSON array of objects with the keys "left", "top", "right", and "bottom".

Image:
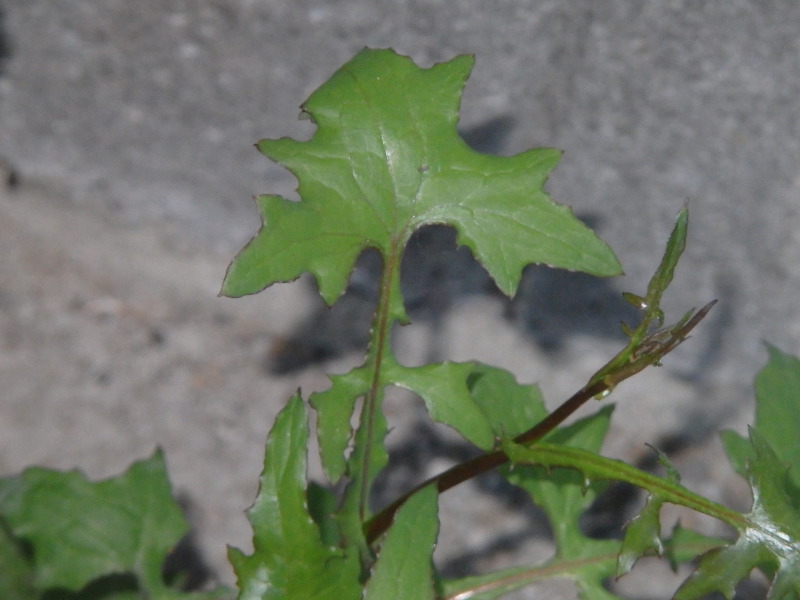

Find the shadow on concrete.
[
  {"left": 265, "top": 116, "right": 638, "bottom": 374},
  {"left": 0, "top": 5, "right": 10, "bottom": 74}
]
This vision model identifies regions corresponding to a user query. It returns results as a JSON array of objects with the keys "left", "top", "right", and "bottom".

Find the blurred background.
[{"left": 1, "top": 2, "right": 798, "bottom": 597}]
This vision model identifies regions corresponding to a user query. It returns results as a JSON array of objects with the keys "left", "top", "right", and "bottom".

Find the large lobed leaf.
[
  {"left": 221, "top": 48, "right": 621, "bottom": 307},
  {"left": 0, "top": 450, "right": 191, "bottom": 596}
]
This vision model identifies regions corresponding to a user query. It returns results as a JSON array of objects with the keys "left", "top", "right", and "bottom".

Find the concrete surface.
[{"left": 2, "top": 2, "right": 798, "bottom": 597}]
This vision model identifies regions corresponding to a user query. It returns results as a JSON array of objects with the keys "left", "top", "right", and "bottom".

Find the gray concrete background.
[{"left": 1, "top": 2, "right": 798, "bottom": 597}]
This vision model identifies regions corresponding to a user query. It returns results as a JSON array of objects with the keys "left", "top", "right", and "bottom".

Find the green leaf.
[
  {"left": 616, "top": 448, "right": 681, "bottom": 576},
  {"left": 590, "top": 207, "right": 716, "bottom": 391},
  {"left": 310, "top": 367, "right": 372, "bottom": 482},
  {"left": 466, "top": 363, "right": 547, "bottom": 440},
  {"left": 221, "top": 48, "right": 620, "bottom": 306},
  {"left": 0, "top": 449, "right": 187, "bottom": 595},
  {"left": 337, "top": 392, "right": 390, "bottom": 547},
  {"left": 229, "top": 395, "right": 360, "bottom": 600},
  {"left": 722, "top": 344, "right": 800, "bottom": 488},
  {"left": 643, "top": 205, "right": 687, "bottom": 325},
  {"left": 616, "top": 489, "right": 667, "bottom": 576},
  {"left": 616, "top": 450, "right": 727, "bottom": 578},
  {"left": 387, "top": 361, "right": 495, "bottom": 450},
  {"left": 0, "top": 519, "right": 36, "bottom": 600},
  {"left": 677, "top": 428, "right": 800, "bottom": 600},
  {"left": 307, "top": 482, "right": 342, "bottom": 549},
  {"left": 661, "top": 523, "right": 728, "bottom": 571},
  {"left": 505, "top": 406, "right": 613, "bottom": 548},
  {"left": 709, "top": 345, "right": 800, "bottom": 597},
  {"left": 363, "top": 485, "right": 439, "bottom": 600},
  {"left": 719, "top": 428, "right": 752, "bottom": 480}
]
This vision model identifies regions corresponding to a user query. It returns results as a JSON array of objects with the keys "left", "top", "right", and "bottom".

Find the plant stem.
[
  {"left": 364, "top": 300, "right": 718, "bottom": 543},
  {"left": 511, "top": 443, "right": 746, "bottom": 531},
  {"left": 364, "top": 377, "right": 608, "bottom": 543},
  {"left": 355, "top": 248, "right": 398, "bottom": 521},
  {"left": 439, "top": 533, "right": 723, "bottom": 600}
]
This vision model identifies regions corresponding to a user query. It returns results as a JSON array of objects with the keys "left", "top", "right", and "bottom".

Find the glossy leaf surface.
[
  {"left": 702, "top": 345, "right": 800, "bottom": 599},
  {"left": 677, "top": 429, "right": 800, "bottom": 599},
  {"left": 221, "top": 48, "right": 621, "bottom": 305}
]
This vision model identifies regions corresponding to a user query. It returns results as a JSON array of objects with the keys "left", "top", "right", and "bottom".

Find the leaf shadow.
[
  {"left": 369, "top": 414, "right": 554, "bottom": 578},
  {"left": 265, "top": 220, "right": 638, "bottom": 374},
  {"left": 0, "top": 4, "right": 10, "bottom": 75},
  {"left": 264, "top": 116, "right": 638, "bottom": 374}
]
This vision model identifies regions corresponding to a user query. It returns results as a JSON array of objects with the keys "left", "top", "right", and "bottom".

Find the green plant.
[{"left": 2, "top": 47, "right": 799, "bottom": 600}]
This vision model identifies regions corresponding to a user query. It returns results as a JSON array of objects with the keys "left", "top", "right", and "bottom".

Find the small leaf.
[
  {"left": 310, "top": 367, "right": 372, "bottom": 482},
  {"left": 719, "top": 428, "right": 752, "bottom": 480},
  {"left": 616, "top": 448, "right": 680, "bottom": 576},
  {"left": 0, "top": 450, "right": 187, "bottom": 595},
  {"left": 621, "top": 292, "right": 647, "bottom": 310},
  {"left": 617, "top": 494, "right": 665, "bottom": 576},
  {"left": 589, "top": 208, "right": 715, "bottom": 391},
  {"left": 466, "top": 363, "right": 547, "bottom": 440},
  {"left": 675, "top": 542, "right": 774, "bottom": 600},
  {"left": 387, "top": 361, "right": 495, "bottom": 450},
  {"left": 364, "top": 485, "right": 439, "bottom": 600},
  {"left": 229, "top": 395, "right": 360, "bottom": 600},
  {"left": 645, "top": 205, "right": 687, "bottom": 317}
]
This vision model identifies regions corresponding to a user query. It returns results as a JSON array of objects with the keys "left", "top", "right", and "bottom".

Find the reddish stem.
[{"left": 364, "top": 299, "right": 716, "bottom": 544}]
